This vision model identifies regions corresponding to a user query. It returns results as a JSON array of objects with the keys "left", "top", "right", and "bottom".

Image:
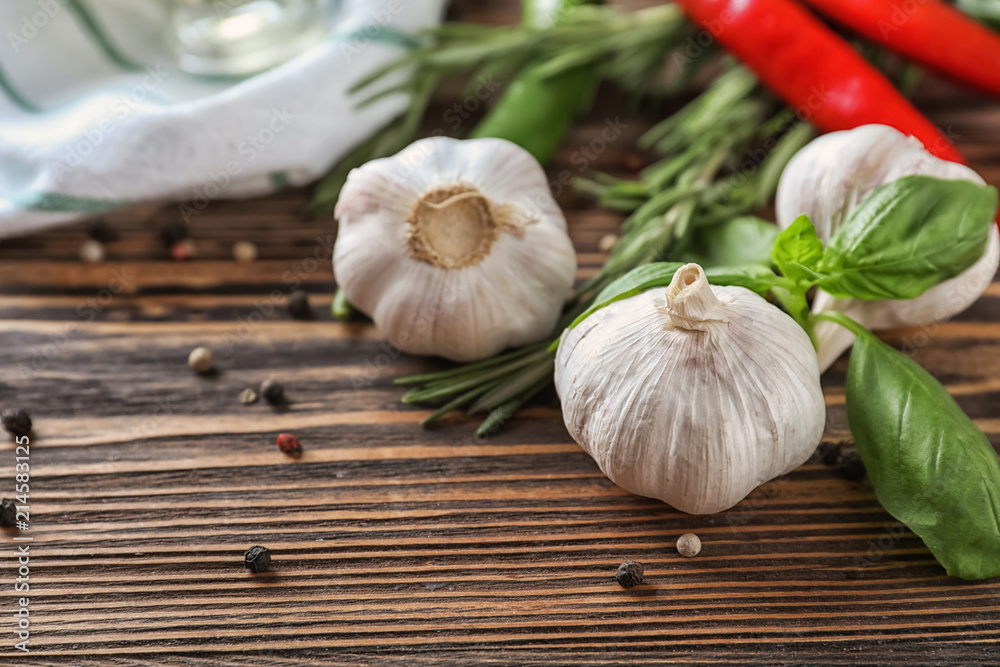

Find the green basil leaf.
[
  {"left": 845, "top": 328, "right": 1000, "bottom": 580},
  {"left": 704, "top": 264, "right": 779, "bottom": 297},
  {"left": 770, "top": 214, "right": 825, "bottom": 286},
  {"left": 818, "top": 175, "right": 998, "bottom": 300},
  {"left": 684, "top": 216, "right": 779, "bottom": 268}
]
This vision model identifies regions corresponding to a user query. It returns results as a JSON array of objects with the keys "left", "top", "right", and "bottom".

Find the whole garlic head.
[
  {"left": 776, "top": 124, "right": 1000, "bottom": 371},
  {"left": 554, "top": 264, "right": 825, "bottom": 515},
  {"left": 334, "top": 137, "right": 577, "bottom": 362}
]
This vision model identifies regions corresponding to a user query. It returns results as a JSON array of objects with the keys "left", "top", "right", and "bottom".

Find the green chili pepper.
[{"left": 469, "top": 0, "right": 602, "bottom": 164}]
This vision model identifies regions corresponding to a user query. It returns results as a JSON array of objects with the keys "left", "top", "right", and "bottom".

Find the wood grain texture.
[{"left": 2, "top": 3, "right": 1000, "bottom": 663}]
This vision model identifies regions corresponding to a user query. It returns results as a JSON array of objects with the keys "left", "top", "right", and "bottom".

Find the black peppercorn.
[
  {"left": 286, "top": 290, "right": 312, "bottom": 320},
  {"left": 260, "top": 380, "right": 285, "bottom": 405},
  {"left": 616, "top": 560, "right": 644, "bottom": 588},
  {"left": 2, "top": 409, "right": 32, "bottom": 438},
  {"left": 244, "top": 545, "right": 271, "bottom": 573},
  {"left": 87, "top": 218, "right": 119, "bottom": 243},
  {"left": 818, "top": 441, "right": 842, "bottom": 466},
  {"left": 159, "top": 219, "right": 189, "bottom": 248},
  {"left": 0, "top": 498, "right": 15, "bottom": 527},
  {"left": 839, "top": 452, "right": 867, "bottom": 482}
]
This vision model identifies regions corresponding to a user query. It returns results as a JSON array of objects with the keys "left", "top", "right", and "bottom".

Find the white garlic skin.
[
  {"left": 334, "top": 137, "right": 577, "bottom": 362},
  {"left": 554, "top": 264, "right": 825, "bottom": 515},
  {"left": 776, "top": 124, "right": 1000, "bottom": 371}
]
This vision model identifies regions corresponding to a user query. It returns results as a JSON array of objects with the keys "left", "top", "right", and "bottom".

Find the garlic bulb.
[
  {"left": 776, "top": 124, "right": 1000, "bottom": 371},
  {"left": 333, "top": 137, "right": 577, "bottom": 362},
  {"left": 554, "top": 264, "right": 825, "bottom": 515}
]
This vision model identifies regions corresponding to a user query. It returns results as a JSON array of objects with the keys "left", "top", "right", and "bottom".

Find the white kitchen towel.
[{"left": 0, "top": 0, "right": 445, "bottom": 239}]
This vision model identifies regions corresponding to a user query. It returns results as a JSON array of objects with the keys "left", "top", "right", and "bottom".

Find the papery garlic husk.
[
  {"left": 776, "top": 124, "right": 1000, "bottom": 371},
  {"left": 554, "top": 263, "right": 825, "bottom": 515},
  {"left": 333, "top": 137, "right": 577, "bottom": 362}
]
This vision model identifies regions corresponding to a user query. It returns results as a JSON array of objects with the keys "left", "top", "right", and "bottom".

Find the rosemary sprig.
[{"left": 310, "top": 4, "right": 695, "bottom": 214}]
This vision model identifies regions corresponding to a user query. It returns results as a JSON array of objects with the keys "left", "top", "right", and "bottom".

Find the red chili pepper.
[
  {"left": 800, "top": 0, "right": 1000, "bottom": 99},
  {"left": 673, "top": 0, "right": 966, "bottom": 164}
]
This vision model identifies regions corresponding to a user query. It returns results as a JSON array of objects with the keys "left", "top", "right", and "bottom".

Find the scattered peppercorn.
[
  {"left": 87, "top": 219, "right": 119, "bottom": 243},
  {"left": 171, "top": 238, "right": 196, "bottom": 261},
  {"left": 238, "top": 388, "right": 259, "bottom": 405},
  {"left": 286, "top": 290, "right": 312, "bottom": 320},
  {"left": 676, "top": 532, "right": 702, "bottom": 558},
  {"left": 615, "top": 560, "right": 644, "bottom": 588},
  {"left": 839, "top": 452, "right": 867, "bottom": 482},
  {"left": 598, "top": 234, "right": 618, "bottom": 254},
  {"left": 818, "top": 441, "right": 843, "bottom": 466},
  {"left": 160, "top": 219, "right": 189, "bottom": 248},
  {"left": 2, "top": 409, "right": 32, "bottom": 438},
  {"left": 276, "top": 432, "right": 302, "bottom": 456},
  {"left": 0, "top": 498, "right": 16, "bottom": 527},
  {"left": 232, "top": 240, "right": 259, "bottom": 262},
  {"left": 261, "top": 379, "right": 285, "bottom": 405},
  {"left": 79, "top": 239, "right": 106, "bottom": 263},
  {"left": 188, "top": 346, "right": 215, "bottom": 374},
  {"left": 244, "top": 545, "right": 271, "bottom": 573},
  {"left": 622, "top": 152, "right": 645, "bottom": 172}
]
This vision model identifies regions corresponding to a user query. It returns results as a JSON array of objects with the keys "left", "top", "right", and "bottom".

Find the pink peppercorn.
[{"left": 276, "top": 433, "right": 302, "bottom": 456}]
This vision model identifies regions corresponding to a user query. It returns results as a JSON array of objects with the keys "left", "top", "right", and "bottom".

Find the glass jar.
[{"left": 167, "top": 0, "right": 329, "bottom": 76}]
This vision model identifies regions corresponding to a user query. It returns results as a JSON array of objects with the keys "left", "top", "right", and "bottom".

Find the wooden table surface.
[{"left": 2, "top": 3, "right": 1000, "bottom": 664}]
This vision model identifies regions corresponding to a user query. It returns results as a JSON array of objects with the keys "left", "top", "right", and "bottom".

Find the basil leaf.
[
  {"left": 771, "top": 214, "right": 825, "bottom": 286},
  {"left": 684, "top": 216, "right": 779, "bottom": 268},
  {"left": 704, "top": 264, "right": 779, "bottom": 297},
  {"left": 818, "top": 175, "right": 998, "bottom": 300},
  {"left": 845, "top": 328, "right": 1000, "bottom": 580}
]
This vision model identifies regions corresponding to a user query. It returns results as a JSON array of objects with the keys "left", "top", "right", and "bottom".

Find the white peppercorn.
[
  {"left": 188, "top": 347, "right": 214, "bottom": 374},
  {"left": 79, "top": 239, "right": 106, "bottom": 263},
  {"left": 676, "top": 533, "right": 702, "bottom": 558}
]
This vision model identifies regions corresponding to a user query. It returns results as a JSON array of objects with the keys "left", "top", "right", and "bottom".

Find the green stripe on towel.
[
  {"left": 0, "top": 62, "right": 41, "bottom": 114},
  {"left": 16, "top": 191, "right": 126, "bottom": 214},
  {"left": 268, "top": 172, "right": 291, "bottom": 190},
  {"left": 66, "top": 0, "right": 144, "bottom": 71},
  {"left": 331, "top": 26, "right": 422, "bottom": 50}
]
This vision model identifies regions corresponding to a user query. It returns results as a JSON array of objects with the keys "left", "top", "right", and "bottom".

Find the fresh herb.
[
  {"left": 815, "top": 310, "right": 1000, "bottom": 580},
  {"left": 815, "top": 176, "right": 997, "bottom": 300},
  {"left": 683, "top": 215, "right": 779, "bottom": 268},
  {"left": 573, "top": 67, "right": 814, "bottom": 303},
  {"left": 770, "top": 213, "right": 825, "bottom": 287},
  {"left": 310, "top": 3, "right": 695, "bottom": 214},
  {"left": 331, "top": 288, "right": 354, "bottom": 321}
]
